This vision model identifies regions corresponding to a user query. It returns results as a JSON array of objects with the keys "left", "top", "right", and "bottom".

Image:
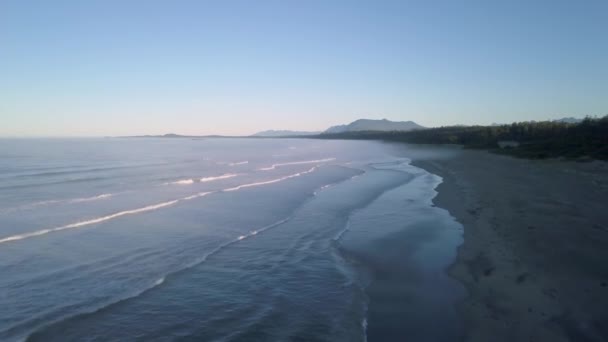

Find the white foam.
[
  {"left": 0, "top": 193, "right": 115, "bottom": 214},
  {"left": 183, "top": 191, "right": 213, "bottom": 200},
  {"left": 333, "top": 220, "right": 351, "bottom": 241},
  {"left": 163, "top": 179, "right": 195, "bottom": 185},
  {"left": 200, "top": 173, "right": 237, "bottom": 182},
  {"left": 163, "top": 173, "right": 238, "bottom": 186},
  {"left": 313, "top": 184, "right": 332, "bottom": 196},
  {"left": 224, "top": 167, "right": 317, "bottom": 192},
  {"left": 154, "top": 277, "right": 165, "bottom": 286},
  {"left": 228, "top": 161, "right": 248, "bottom": 166},
  {"left": 231, "top": 218, "right": 289, "bottom": 244},
  {"left": 258, "top": 158, "right": 335, "bottom": 171},
  {"left": 70, "top": 193, "right": 113, "bottom": 203},
  {"left": 0, "top": 200, "right": 178, "bottom": 244},
  {"left": 0, "top": 169, "right": 312, "bottom": 245}
]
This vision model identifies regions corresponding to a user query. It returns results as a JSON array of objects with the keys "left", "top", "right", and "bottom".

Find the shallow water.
[{"left": 0, "top": 138, "right": 463, "bottom": 341}]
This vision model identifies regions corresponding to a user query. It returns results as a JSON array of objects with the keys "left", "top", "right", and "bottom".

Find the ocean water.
[{"left": 0, "top": 138, "right": 464, "bottom": 341}]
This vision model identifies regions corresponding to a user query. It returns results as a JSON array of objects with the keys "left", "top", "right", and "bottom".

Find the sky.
[{"left": 1, "top": 0, "right": 607, "bottom": 137}]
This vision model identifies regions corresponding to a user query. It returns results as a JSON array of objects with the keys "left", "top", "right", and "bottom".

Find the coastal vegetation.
[{"left": 315, "top": 116, "right": 608, "bottom": 160}]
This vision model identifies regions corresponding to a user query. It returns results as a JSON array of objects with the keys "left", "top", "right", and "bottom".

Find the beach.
[{"left": 411, "top": 147, "right": 608, "bottom": 341}]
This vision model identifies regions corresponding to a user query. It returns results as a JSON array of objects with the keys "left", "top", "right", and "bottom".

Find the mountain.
[
  {"left": 324, "top": 119, "right": 425, "bottom": 134},
  {"left": 252, "top": 130, "right": 321, "bottom": 137}
]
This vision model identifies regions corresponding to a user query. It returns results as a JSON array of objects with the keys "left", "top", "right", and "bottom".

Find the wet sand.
[{"left": 411, "top": 147, "right": 608, "bottom": 341}]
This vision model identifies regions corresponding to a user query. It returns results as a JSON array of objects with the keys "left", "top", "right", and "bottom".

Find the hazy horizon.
[{"left": 1, "top": 0, "right": 607, "bottom": 137}]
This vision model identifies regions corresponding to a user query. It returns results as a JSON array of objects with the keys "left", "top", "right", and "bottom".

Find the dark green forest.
[{"left": 314, "top": 116, "right": 608, "bottom": 160}]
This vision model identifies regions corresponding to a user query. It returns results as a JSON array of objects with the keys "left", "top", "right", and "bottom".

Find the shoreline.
[{"left": 410, "top": 147, "right": 608, "bottom": 342}]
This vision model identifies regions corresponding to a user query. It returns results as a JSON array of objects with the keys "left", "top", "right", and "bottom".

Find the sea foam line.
[
  {"left": 183, "top": 192, "right": 213, "bottom": 201},
  {"left": 0, "top": 200, "right": 179, "bottom": 244},
  {"left": 70, "top": 193, "right": 113, "bottom": 203},
  {"left": 258, "top": 158, "right": 335, "bottom": 171},
  {"left": 169, "top": 179, "right": 195, "bottom": 185},
  {"left": 313, "top": 184, "right": 332, "bottom": 196},
  {"left": 224, "top": 167, "right": 316, "bottom": 192},
  {"left": 165, "top": 173, "right": 238, "bottom": 185},
  {"left": 200, "top": 173, "right": 237, "bottom": 182},
  {"left": 0, "top": 193, "right": 115, "bottom": 215},
  {"left": 228, "top": 161, "right": 248, "bottom": 166},
  {"left": 0, "top": 169, "right": 317, "bottom": 245}
]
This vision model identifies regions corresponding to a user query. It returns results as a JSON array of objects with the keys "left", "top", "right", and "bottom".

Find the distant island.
[
  {"left": 251, "top": 130, "right": 321, "bottom": 137},
  {"left": 251, "top": 119, "right": 426, "bottom": 137},
  {"left": 124, "top": 133, "right": 233, "bottom": 139}
]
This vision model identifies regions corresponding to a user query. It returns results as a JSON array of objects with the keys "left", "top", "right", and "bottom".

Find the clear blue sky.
[{"left": 1, "top": 0, "right": 607, "bottom": 136}]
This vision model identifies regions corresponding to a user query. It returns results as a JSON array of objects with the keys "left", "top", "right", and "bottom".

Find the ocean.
[{"left": 0, "top": 138, "right": 464, "bottom": 341}]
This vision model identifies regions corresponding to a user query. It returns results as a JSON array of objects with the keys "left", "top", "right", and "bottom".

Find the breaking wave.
[
  {"left": 0, "top": 169, "right": 318, "bottom": 245},
  {"left": 200, "top": 173, "right": 237, "bottom": 182},
  {"left": 0, "top": 200, "right": 179, "bottom": 244},
  {"left": 165, "top": 174, "right": 238, "bottom": 186},
  {"left": 167, "top": 179, "right": 195, "bottom": 185},
  {"left": 258, "top": 158, "right": 335, "bottom": 171},
  {"left": 224, "top": 167, "right": 317, "bottom": 192},
  {"left": 0, "top": 193, "right": 115, "bottom": 215}
]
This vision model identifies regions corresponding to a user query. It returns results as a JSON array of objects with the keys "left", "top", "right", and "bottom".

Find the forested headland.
[{"left": 314, "top": 116, "right": 608, "bottom": 160}]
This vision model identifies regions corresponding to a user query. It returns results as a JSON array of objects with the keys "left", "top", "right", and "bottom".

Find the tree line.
[{"left": 315, "top": 116, "right": 608, "bottom": 160}]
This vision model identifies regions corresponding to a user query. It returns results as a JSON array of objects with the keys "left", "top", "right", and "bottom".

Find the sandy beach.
[{"left": 411, "top": 147, "right": 608, "bottom": 342}]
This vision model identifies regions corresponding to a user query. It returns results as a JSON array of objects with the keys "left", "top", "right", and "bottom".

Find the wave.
[
  {"left": 333, "top": 219, "right": 351, "bottom": 242},
  {"left": 0, "top": 176, "right": 108, "bottom": 191},
  {"left": 200, "top": 173, "right": 237, "bottom": 182},
  {"left": 0, "top": 169, "right": 317, "bottom": 245},
  {"left": 313, "top": 184, "right": 332, "bottom": 196},
  {"left": 23, "top": 217, "right": 293, "bottom": 341},
  {"left": 169, "top": 179, "right": 195, "bottom": 185},
  {"left": 258, "top": 158, "right": 335, "bottom": 171},
  {"left": 228, "top": 161, "right": 248, "bottom": 166},
  {"left": 224, "top": 167, "right": 317, "bottom": 192},
  {"left": 164, "top": 173, "right": 238, "bottom": 186},
  {"left": 183, "top": 191, "right": 213, "bottom": 201},
  {"left": 0, "top": 193, "right": 115, "bottom": 215},
  {"left": 0, "top": 200, "right": 178, "bottom": 245},
  {"left": 9, "top": 163, "right": 162, "bottom": 179},
  {"left": 18, "top": 273, "right": 174, "bottom": 341},
  {"left": 70, "top": 194, "right": 113, "bottom": 203}
]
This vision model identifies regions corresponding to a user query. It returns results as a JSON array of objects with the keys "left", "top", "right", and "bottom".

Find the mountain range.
[
  {"left": 253, "top": 119, "right": 425, "bottom": 137},
  {"left": 323, "top": 119, "right": 425, "bottom": 134}
]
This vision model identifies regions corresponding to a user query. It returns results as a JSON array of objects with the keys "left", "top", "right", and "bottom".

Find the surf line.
[
  {"left": 164, "top": 173, "right": 238, "bottom": 186},
  {"left": 0, "top": 168, "right": 319, "bottom": 245},
  {"left": 258, "top": 158, "right": 335, "bottom": 171},
  {"left": 0, "top": 193, "right": 116, "bottom": 215}
]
